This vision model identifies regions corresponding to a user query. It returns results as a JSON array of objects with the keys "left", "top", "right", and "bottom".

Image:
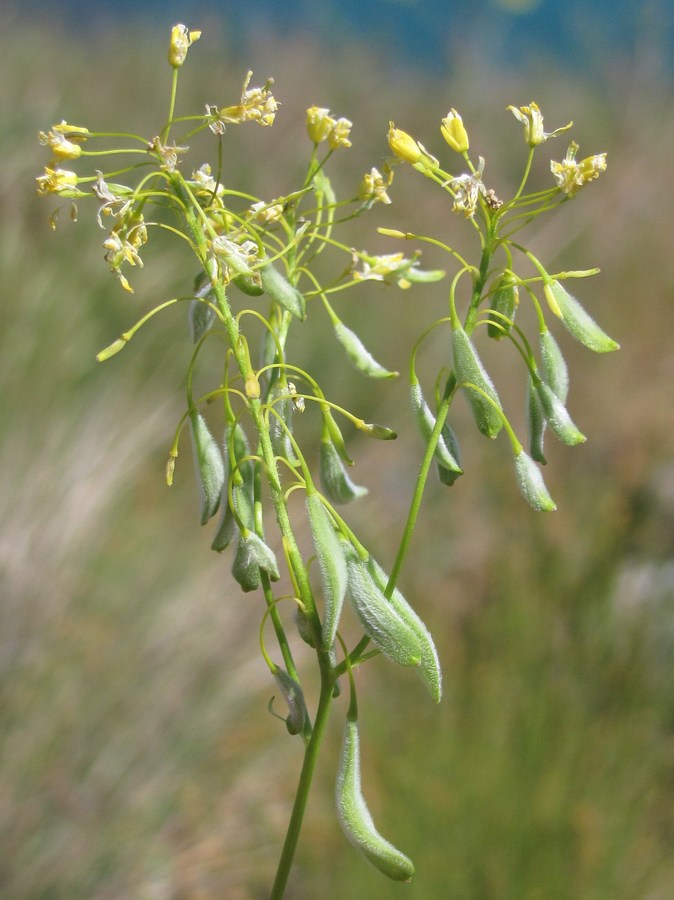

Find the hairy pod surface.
[
  {"left": 544, "top": 281, "right": 619, "bottom": 353},
  {"left": 514, "top": 448, "right": 557, "bottom": 511},
  {"left": 334, "top": 321, "right": 397, "bottom": 379},
  {"left": 336, "top": 717, "right": 415, "bottom": 882},
  {"left": 368, "top": 557, "right": 442, "bottom": 702},
  {"left": 319, "top": 439, "right": 368, "bottom": 504},
  {"left": 345, "top": 550, "right": 422, "bottom": 668},
  {"left": 451, "top": 324, "right": 504, "bottom": 439},
  {"left": 232, "top": 533, "right": 262, "bottom": 592},
  {"left": 189, "top": 411, "right": 225, "bottom": 525},
  {"left": 409, "top": 382, "right": 463, "bottom": 477},
  {"left": 526, "top": 376, "right": 548, "bottom": 465},
  {"left": 260, "top": 262, "right": 306, "bottom": 320},
  {"left": 306, "top": 493, "right": 348, "bottom": 651},
  {"left": 535, "top": 381, "right": 586, "bottom": 446},
  {"left": 539, "top": 329, "right": 569, "bottom": 402},
  {"left": 436, "top": 422, "right": 463, "bottom": 486},
  {"left": 487, "top": 270, "right": 519, "bottom": 339}
]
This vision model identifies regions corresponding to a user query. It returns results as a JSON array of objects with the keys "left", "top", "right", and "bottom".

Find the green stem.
[{"left": 270, "top": 670, "right": 335, "bottom": 899}]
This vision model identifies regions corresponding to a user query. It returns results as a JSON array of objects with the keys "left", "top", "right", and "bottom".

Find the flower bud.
[
  {"left": 387, "top": 122, "right": 423, "bottom": 165},
  {"left": 306, "top": 106, "right": 335, "bottom": 144},
  {"left": 440, "top": 109, "right": 469, "bottom": 153},
  {"left": 168, "top": 24, "right": 201, "bottom": 68}
]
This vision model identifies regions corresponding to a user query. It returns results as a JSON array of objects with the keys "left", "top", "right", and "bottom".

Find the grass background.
[{"left": 2, "top": 6, "right": 674, "bottom": 898}]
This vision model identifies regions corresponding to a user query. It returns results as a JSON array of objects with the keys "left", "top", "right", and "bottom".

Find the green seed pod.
[
  {"left": 451, "top": 324, "right": 504, "bottom": 439},
  {"left": 242, "top": 531, "right": 280, "bottom": 580},
  {"left": 231, "top": 533, "right": 261, "bottom": 592},
  {"left": 211, "top": 499, "right": 236, "bottom": 552},
  {"left": 544, "top": 281, "right": 619, "bottom": 353},
  {"left": 526, "top": 376, "right": 547, "bottom": 465},
  {"left": 189, "top": 292, "right": 217, "bottom": 343},
  {"left": 345, "top": 550, "right": 422, "bottom": 668},
  {"left": 334, "top": 321, "right": 397, "bottom": 379},
  {"left": 295, "top": 605, "right": 317, "bottom": 648},
  {"left": 189, "top": 411, "right": 225, "bottom": 525},
  {"left": 410, "top": 382, "right": 463, "bottom": 477},
  {"left": 260, "top": 263, "right": 306, "bottom": 320},
  {"left": 319, "top": 439, "right": 368, "bottom": 505},
  {"left": 272, "top": 666, "right": 309, "bottom": 736},
  {"left": 368, "top": 558, "right": 442, "bottom": 703},
  {"left": 306, "top": 493, "right": 348, "bottom": 651},
  {"left": 269, "top": 387, "right": 299, "bottom": 466},
  {"left": 535, "top": 381, "right": 586, "bottom": 446},
  {"left": 514, "top": 448, "right": 557, "bottom": 511},
  {"left": 487, "top": 270, "right": 519, "bottom": 339},
  {"left": 437, "top": 422, "right": 463, "bottom": 486},
  {"left": 232, "top": 271, "right": 264, "bottom": 296},
  {"left": 336, "top": 717, "right": 415, "bottom": 882},
  {"left": 539, "top": 329, "right": 569, "bottom": 403}
]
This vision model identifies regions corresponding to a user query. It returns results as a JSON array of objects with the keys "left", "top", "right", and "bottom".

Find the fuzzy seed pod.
[
  {"left": 451, "top": 324, "right": 504, "bottom": 439},
  {"left": 189, "top": 411, "right": 225, "bottom": 525},
  {"left": 410, "top": 381, "right": 463, "bottom": 478},
  {"left": 544, "top": 281, "right": 619, "bottom": 353},
  {"left": 306, "top": 493, "right": 348, "bottom": 651},
  {"left": 539, "top": 329, "right": 569, "bottom": 402},
  {"left": 333, "top": 321, "right": 397, "bottom": 379},
  {"left": 260, "top": 263, "right": 306, "bottom": 320},
  {"left": 514, "top": 449, "right": 557, "bottom": 511},
  {"left": 319, "top": 439, "right": 368, "bottom": 505},
  {"left": 487, "top": 270, "right": 519, "bottom": 339},
  {"left": 535, "top": 381, "right": 586, "bottom": 446}
]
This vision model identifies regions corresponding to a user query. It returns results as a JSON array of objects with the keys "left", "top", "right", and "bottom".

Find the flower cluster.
[{"left": 306, "top": 106, "right": 353, "bottom": 148}]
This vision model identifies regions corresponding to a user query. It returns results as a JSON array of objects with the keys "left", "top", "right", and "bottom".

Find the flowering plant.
[{"left": 37, "top": 24, "right": 616, "bottom": 897}]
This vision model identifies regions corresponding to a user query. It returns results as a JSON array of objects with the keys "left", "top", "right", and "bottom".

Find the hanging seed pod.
[
  {"left": 345, "top": 549, "right": 422, "bottom": 668},
  {"left": 368, "top": 558, "right": 442, "bottom": 703},
  {"left": 526, "top": 376, "right": 547, "bottom": 465},
  {"left": 451, "top": 324, "right": 504, "bottom": 439},
  {"left": 544, "top": 281, "right": 619, "bottom": 353},
  {"left": 514, "top": 448, "right": 557, "bottom": 511},
  {"left": 242, "top": 531, "right": 280, "bottom": 580},
  {"left": 535, "top": 380, "right": 586, "bottom": 446},
  {"left": 319, "top": 439, "right": 368, "bottom": 504},
  {"left": 272, "top": 666, "right": 309, "bottom": 736},
  {"left": 260, "top": 262, "right": 306, "bottom": 320},
  {"left": 323, "top": 409, "right": 352, "bottom": 465},
  {"left": 295, "top": 605, "right": 317, "bottom": 648},
  {"left": 487, "top": 270, "right": 519, "bottom": 339},
  {"left": 539, "top": 329, "right": 569, "bottom": 402},
  {"left": 333, "top": 321, "right": 397, "bottom": 379},
  {"left": 336, "top": 717, "right": 415, "bottom": 882},
  {"left": 437, "top": 422, "right": 463, "bottom": 486},
  {"left": 189, "top": 411, "right": 225, "bottom": 525},
  {"left": 231, "top": 533, "right": 261, "bottom": 592},
  {"left": 410, "top": 382, "right": 463, "bottom": 478},
  {"left": 306, "top": 492, "right": 348, "bottom": 651},
  {"left": 189, "top": 292, "right": 217, "bottom": 343},
  {"left": 268, "top": 386, "right": 300, "bottom": 466}
]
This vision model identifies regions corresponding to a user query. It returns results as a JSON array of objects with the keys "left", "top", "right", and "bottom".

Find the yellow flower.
[
  {"left": 306, "top": 106, "right": 335, "bottom": 144},
  {"left": 358, "top": 167, "right": 392, "bottom": 205},
  {"left": 214, "top": 72, "right": 278, "bottom": 128},
  {"left": 507, "top": 101, "right": 572, "bottom": 146},
  {"left": 550, "top": 142, "right": 607, "bottom": 197},
  {"left": 387, "top": 123, "right": 423, "bottom": 164},
  {"left": 328, "top": 117, "right": 353, "bottom": 149},
  {"left": 39, "top": 121, "right": 90, "bottom": 159},
  {"left": 168, "top": 24, "right": 201, "bottom": 68},
  {"left": 440, "top": 109, "right": 469, "bottom": 153},
  {"left": 35, "top": 166, "right": 79, "bottom": 196}
]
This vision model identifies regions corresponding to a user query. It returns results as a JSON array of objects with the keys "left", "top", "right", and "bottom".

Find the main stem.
[{"left": 270, "top": 669, "right": 335, "bottom": 899}]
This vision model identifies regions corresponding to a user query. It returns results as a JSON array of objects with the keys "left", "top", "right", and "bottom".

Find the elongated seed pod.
[
  {"left": 319, "top": 439, "right": 368, "bottom": 504},
  {"left": 232, "top": 271, "right": 265, "bottom": 296},
  {"left": 526, "top": 376, "right": 547, "bottom": 465},
  {"left": 409, "top": 382, "right": 463, "bottom": 477},
  {"left": 334, "top": 321, "right": 397, "bottom": 379},
  {"left": 189, "top": 411, "right": 225, "bottom": 525},
  {"left": 241, "top": 530, "right": 280, "bottom": 580},
  {"left": 544, "top": 281, "right": 619, "bottom": 353},
  {"left": 336, "top": 717, "right": 415, "bottom": 882},
  {"left": 189, "top": 292, "right": 217, "bottom": 342},
  {"left": 260, "top": 263, "right": 306, "bottom": 320},
  {"left": 535, "top": 381, "right": 586, "bottom": 446},
  {"left": 539, "top": 329, "right": 569, "bottom": 403},
  {"left": 345, "top": 550, "right": 422, "bottom": 668},
  {"left": 231, "top": 533, "right": 261, "bottom": 592},
  {"left": 368, "top": 558, "right": 442, "bottom": 703},
  {"left": 487, "top": 270, "right": 519, "bottom": 339},
  {"left": 514, "top": 449, "right": 557, "bottom": 511},
  {"left": 268, "top": 387, "right": 299, "bottom": 465},
  {"left": 451, "top": 324, "right": 504, "bottom": 438},
  {"left": 306, "top": 492, "right": 348, "bottom": 651}
]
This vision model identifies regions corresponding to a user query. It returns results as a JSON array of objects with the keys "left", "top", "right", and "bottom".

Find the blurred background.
[{"left": 2, "top": 0, "right": 674, "bottom": 897}]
